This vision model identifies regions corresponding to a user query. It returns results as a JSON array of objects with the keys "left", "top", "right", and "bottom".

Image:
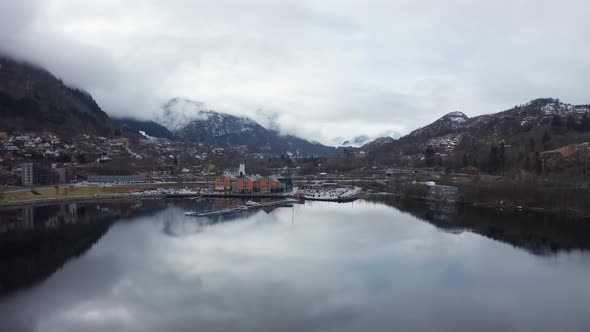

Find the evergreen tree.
[
  {"left": 529, "top": 138, "right": 536, "bottom": 152},
  {"left": 499, "top": 141, "right": 506, "bottom": 175},
  {"left": 566, "top": 115, "right": 577, "bottom": 130},
  {"left": 424, "top": 145, "right": 435, "bottom": 167},
  {"left": 534, "top": 152, "right": 542, "bottom": 174},
  {"left": 581, "top": 113, "right": 590, "bottom": 131},
  {"left": 489, "top": 145, "right": 499, "bottom": 174},
  {"left": 57, "top": 153, "right": 71, "bottom": 163},
  {"left": 77, "top": 153, "right": 87, "bottom": 164},
  {"left": 542, "top": 131, "right": 551, "bottom": 145}
]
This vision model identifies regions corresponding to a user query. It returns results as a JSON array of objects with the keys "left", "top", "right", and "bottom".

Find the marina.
[{"left": 184, "top": 198, "right": 300, "bottom": 217}]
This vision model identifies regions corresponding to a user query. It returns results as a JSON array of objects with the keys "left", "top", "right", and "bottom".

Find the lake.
[{"left": 1, "top": 197, "right": 590, "bottom": 332}]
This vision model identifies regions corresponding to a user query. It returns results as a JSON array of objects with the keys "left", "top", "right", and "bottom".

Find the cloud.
[{"left": 1, "top": 0, "right": 590, "bottom": 144}]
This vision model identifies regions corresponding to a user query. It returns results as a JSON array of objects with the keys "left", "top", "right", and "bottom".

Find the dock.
[{"left": 185, "top": 199, "right": 299, "bottom": 217}]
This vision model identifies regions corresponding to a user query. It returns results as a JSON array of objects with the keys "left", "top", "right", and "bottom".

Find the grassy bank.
[{"left": 0, "top": 182, "right": 209, "bottom": 205}]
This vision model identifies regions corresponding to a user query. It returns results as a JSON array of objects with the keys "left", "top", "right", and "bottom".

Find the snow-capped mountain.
[
  {"left": 155, "top": 98, "right": 334, "bottom": 155},
  {"left": 362, "top": 98, "right": 590, "bottom": 161},
  {"left": 408, "top": 111, "right": 469, "bottom": 139},
  {"left": 155, "top": 98, "right": 209, "bottom": 133},
  {"left": 360, "top": 136, "right": 396, "bottom": 150},
  {"left": 254, "top": 109, "right": 281, "bottom": 131},
  {"left": 406, "top": 99, "right": 590, "bottom": 144},
  {"left": 343, "top": 135, "right": 371, "bottom": 147},
  {"left": 333, "top": 134, "right": 393, "bottom": 148},
  {"left": 178, "top": 110, "right": 267, "bottom": 144}
]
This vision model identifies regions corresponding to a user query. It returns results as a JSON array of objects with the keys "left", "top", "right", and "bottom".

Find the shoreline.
[
  {"left": 0, "top": 188, "right": 363, "bottom": 208},
  {"left": 168, "top": 192, "right": 361, "bottom": 203},
  {"left": 3, "top": 184, "right": 587, "bottom": 220},
  {"left": 0, "top": 193, "right": 167, "bottom": 208},
  {"left": 370, "top": 191, "right": 590, "bottom": 220}
]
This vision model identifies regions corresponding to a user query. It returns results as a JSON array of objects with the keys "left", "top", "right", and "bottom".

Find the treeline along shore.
[{"left": 360, "top": 174, "right": 590, "bottom": 219}]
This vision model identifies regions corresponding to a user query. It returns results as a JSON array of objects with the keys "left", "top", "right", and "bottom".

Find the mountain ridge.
[
  {"left": 154, "top": 97, "right": 335, "bottom": 155},
  {"left": 0, "top": 55, "right": 116, "bottom": 136},
  {"left": 112, "top": 117, "right": 174, "bottom": 139},
  {"left": 362, "top": 98, "right": 590, "bottom": 173}
]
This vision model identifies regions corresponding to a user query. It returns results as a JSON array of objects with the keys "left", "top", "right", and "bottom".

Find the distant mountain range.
[
  {"left": 155, "top": 98, "right": 207, "bottom": 133},
  {"left": 332, "top": 135, "right": 371, "bottom": 148},
  {"left": 333, "top": 130, "right": 401, "bottom": 148},
  {"left": 2, "top": 53, "right": 589, "bottom": 165},
  {"left": 153, "top": 98, "right": 334, "bottom": 155},
  {"left": 0, "top": 55, "right": 334, "bottom": 156}
]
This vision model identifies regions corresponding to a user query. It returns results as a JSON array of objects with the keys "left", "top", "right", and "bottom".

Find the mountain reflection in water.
[
  {"left": 0, "top": 200, "right": 161, "bottom": 295},
  {"left": 0, "top": 198, "right": 589, "bottom": 332},
  {"left": 0, "top": 198, "right": 294, "bottom": 294},
  {"left": 369, "top": 196, "right": 590, "bottom": 255}
]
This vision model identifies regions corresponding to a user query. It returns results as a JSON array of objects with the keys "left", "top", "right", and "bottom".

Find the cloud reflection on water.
[{"left": 1, "top": 200, "right": 589, "bottom": 332}]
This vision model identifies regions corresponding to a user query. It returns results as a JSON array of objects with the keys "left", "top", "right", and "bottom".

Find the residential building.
[
  {"left": 53, "top": 163, "right": 76, "bottom": 184},
  {"left": 215, "top": 175, "right": 237, "bottom": 191},
  {"left": 268, "top": 175, "right": 286, "bottom": 193},
  {"left": 21, "top": 163, "right": 34, "bottom": 186},
  {"left": 258, "top": 176, "right": 270, "bottom": 193},
  {"left": 21, "top": 162, "right": 59, "bottom": 186},
  {"left": 237, "top": 176, "right": 256, "bottom": 193}
]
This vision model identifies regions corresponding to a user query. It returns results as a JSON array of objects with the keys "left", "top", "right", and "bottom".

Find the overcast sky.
[{"left": 1, "top": 0, "right": 590, "bottom": 144}]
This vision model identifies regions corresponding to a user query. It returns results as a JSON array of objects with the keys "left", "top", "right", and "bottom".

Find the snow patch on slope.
[
  {"left": 155, "top": 98, "right": 210, "bottom": 132},
  {"left": 332, "top": 133, "right": 398, "bottom": 148},
  {"left": 540, "top": 100, "right": 590, "bottom": 116}
]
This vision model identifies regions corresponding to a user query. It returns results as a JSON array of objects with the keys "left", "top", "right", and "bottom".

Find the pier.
[{"left": 185, "top": 199, "right": 299, "bottom": 217}]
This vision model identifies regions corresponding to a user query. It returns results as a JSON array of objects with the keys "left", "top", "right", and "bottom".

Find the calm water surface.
[{"left": 1, "top": 198, "right": 590, "bottom": 332}]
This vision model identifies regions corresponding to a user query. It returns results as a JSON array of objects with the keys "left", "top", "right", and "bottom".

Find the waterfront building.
[
  {"left": 215, "top": 163, "right": 292, "bottom": 193},
  {"left": 21, "top": 162, "right": 60, "bottom": 186}
]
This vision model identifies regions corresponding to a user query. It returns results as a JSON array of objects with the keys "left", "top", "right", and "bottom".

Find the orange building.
[
  {"left": 258, "top": 177, "right": 268, "bottom": 192},
  {"left": 254, "top": 176, "right": 286, "bottom": 193},
  {"left": 269, "top": 176, "right": 281, "bottom": 192},
  {"left": 268, "top": 176, "right": 285, "bottom": 192},
  {"left": 214, "top": 177, "right": 223, "bottom": 190},
  {"left": 216, "top": 174, "right": 288, "bottom": 193},
  {"left": 215, "top": 175, "right": 236, "bottom": 191},
  {"left": 237, "top": 176, "right": 257, "bottom": 193}
]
